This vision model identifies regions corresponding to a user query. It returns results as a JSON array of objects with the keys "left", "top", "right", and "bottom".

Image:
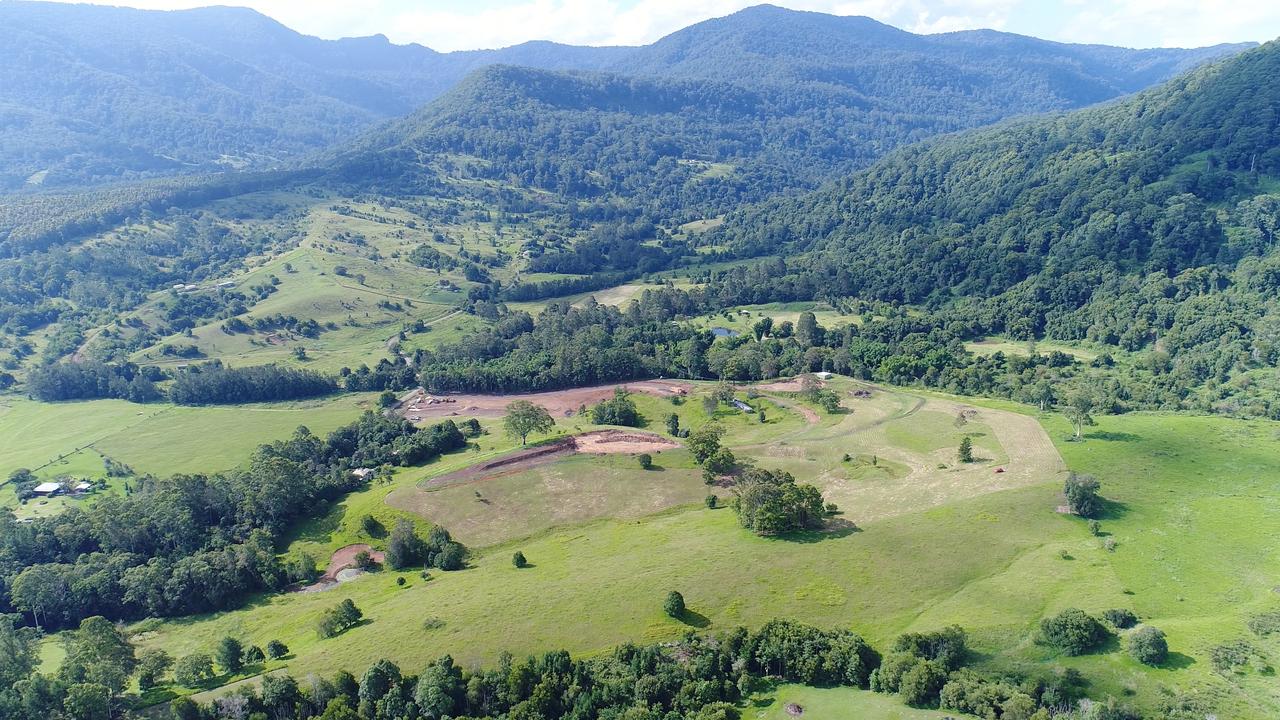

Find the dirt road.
[{"left": 398, "top": 381, "right": 692, "bottom": 421}]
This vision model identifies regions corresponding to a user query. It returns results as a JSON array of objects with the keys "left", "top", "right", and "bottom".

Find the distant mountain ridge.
[{"left": 0, "top": 1, "right": 1254, "bottom": 190}]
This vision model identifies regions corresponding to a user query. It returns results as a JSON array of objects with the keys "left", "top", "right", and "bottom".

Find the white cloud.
[
  {"left": 35, "top": 0, "right": 1280, "bottom": 51},
  {"left": 1056, "top": 0, "right": 1280, "bottom": 48}
]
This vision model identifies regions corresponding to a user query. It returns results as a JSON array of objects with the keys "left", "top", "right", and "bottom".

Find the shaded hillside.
[
  {"left": 0, "top": 1, "right": 626, "bottom": 190},
  {"left": 0, "top": 1, "right": 1248, "bottom": 191}
]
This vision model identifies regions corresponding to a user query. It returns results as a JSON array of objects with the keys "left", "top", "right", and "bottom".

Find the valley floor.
[{"left": 62, "top": 379, "right": 1277, "bottom": 719}]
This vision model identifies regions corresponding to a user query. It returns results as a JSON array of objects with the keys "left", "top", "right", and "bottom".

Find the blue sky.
[{"left": 46, "top": 1, "right": 1280, "bottom": 52}]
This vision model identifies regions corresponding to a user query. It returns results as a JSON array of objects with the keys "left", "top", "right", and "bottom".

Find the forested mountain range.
[
  {"left": 397, "top": 40, "right": 1280, "bottom": 417},
  {"left": 0, "top": 1, "right": 1249, "bottom": 191}
]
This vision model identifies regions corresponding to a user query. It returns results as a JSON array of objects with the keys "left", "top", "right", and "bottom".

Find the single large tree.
[
  {"left": 1064, "top": 389, "right": 1096, "bottom": 441},
  {"left": 687, "top": 424, "right": 725, "bottom": 464},
  {"left": 215, "top": 636, "right": 244, "bottom": 675},
  {"left": 503, "top": 400, "right": 554, "bottom": 445},
  {"left": 60, "top": 616, "right": 137, "bottom": 695}
]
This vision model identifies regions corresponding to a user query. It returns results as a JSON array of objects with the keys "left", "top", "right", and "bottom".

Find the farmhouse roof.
[{"left": 33, "top": 482, "right": 61, "bottom": 494}]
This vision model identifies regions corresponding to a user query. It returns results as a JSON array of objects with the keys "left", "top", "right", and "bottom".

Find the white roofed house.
[
  {"left": 351, "top": 468, "right": 375, "bottom": 481},
  {"left": 32, "top": 482, "right": 62, "bottom": 496}
]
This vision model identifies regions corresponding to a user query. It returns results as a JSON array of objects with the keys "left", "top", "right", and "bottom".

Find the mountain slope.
[
  {"left": 324, "top": 5, "right": 1252, "bottom": 223},
  {"left": 0, "top": 1, "right": 627, "bottom": 190},
  {"left": 612, "top": 4, "right": 1247, "bottom": 108},
  {"left": 0, "top": 1, "right": 1250, "bottom": 191},
  {"left": 693, "top": 40, "right": 1280, "bottom": 412},
  {"left": 717, "top": 39, "right": 1280, "bottom": 298}
]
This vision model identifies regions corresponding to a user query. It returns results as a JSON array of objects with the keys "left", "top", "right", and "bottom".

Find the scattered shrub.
[
  {"left": 1246, "top": 610, "right": 1280, "bottom": 637},
  {"left": 664, "top": 591, "right": 686, "bottom": 618},
  {"left": 1039, "top": 608, "right": 1109, "bottom": 655},
  {"left": 1103, "top": 609, "right": 1137, "bottom": 629},
  {"left": 1128, "top": 626, "right": 1168, "bottom": 665}
]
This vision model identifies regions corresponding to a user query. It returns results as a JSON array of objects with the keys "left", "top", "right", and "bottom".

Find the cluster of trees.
[
  {"left": 171, "top": 618, "right": 884, "bottom": 720},
  {"left": 730, "top": 467, "right": 827, "bottom": 535},
  {"left": 27, "top": 360, "right": 161, "bottom": 402},
  {"left": 384, "top": 520, "right": 465, "bottom": 571},
  {"left": 160, "top": 615, "right": 1127, "bottom": 720},
  {"left": 342, "top": 358, "right": 419, "bottom": 393},
  {"left": 1038, "top": 609, "right": 1111, "bottom": 656},
  {"left": 0, "top": 609, "right": 1138, "bottom": 720},
  {"left": 168, "top": 363, "right": 338, "bottom": 405},
  {"left": 1063, "top": 473, "right": 1104, "bottom": 518},
  {"left": 317, "top": 599, "right": 365, "bottom": 639},
  {"left": 589, "top": 387, "right": 642, "bottom": 426},
  {"left": 0, "top": 413, "right": 467, "bottom": 629}
]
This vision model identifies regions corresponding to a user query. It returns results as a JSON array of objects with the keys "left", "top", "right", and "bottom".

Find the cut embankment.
[{"left": 297, "top": 543, "right": 386, "bottom": 593}]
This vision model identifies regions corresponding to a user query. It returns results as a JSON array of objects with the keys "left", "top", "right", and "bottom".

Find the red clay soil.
[
  {"left": 750, "top": 378, "right": 821, "bottom": 393},
  {"left": 397, "top": 381, "right": 692, "bottom": 421},
  {"left": 297, "top": 543, "right": 386, "bottom": 592},
  {"left": 420, "top": 430, "right": 679, "bottom": 491}
]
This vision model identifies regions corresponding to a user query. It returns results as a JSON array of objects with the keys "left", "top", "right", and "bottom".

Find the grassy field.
[
  {"left": 965, "top": 336, "right": 1100, "bottom": 361},
  {"left": 131, "top": 385, "right": 1073, "bottom": 679},
  {"left": 51, "top": 378, "right": 1274, "bottom": 719},
  {"left": 0, "top": 393, "right": 375, "bottom": 518},
  {"left": 753, "top": 684, "right": 965, "bottom": 719},
  {"left": 689, "top": 301, "right": 862, "bottom": 335}
]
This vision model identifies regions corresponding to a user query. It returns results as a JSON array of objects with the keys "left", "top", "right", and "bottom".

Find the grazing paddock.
[
  {"left": 114, "top": 380, "right": 1280, "bottom": 718},
  {"left": 387, "top": 450, "right": 708, "bottom": 547},
  {"left": 0, "top": 394, "right": 375, "bottom": 518}
]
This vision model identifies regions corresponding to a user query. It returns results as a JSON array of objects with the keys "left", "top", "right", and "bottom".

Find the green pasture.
[
  {"left": 0, "top": 394, "right": 375, "bottom": 518},
  {"left": 25, "top": 378, "right": 1274, "bottom": 719},
  {"left": 753, "top": 684, "right": 967, "bottom": 719}
]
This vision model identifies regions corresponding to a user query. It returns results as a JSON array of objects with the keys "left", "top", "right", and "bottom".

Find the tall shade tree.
[
  {"left": 502, "top": 401, "right": 555, "bottom": 445},
  {"left": 59, "top": 616, "right": 137, "bottom": 695},
  {"left": 0, "top": 614, "right": 40, "bottom": 687},
  {"left": 1064, "top": 389, "right": 1097, "bottom": 441}
]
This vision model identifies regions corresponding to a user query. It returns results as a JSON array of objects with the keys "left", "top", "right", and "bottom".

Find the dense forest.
[{"left": 330, "top": 27, "right": 1245, "bottom": 225}]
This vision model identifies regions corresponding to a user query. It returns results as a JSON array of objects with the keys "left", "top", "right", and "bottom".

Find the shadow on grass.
[
  {"left": 678, "top": 609, "right": 711, "bottom": 628},
  {"left": 773, "top": 518, "right": 860, "bottom": 544},
  {"left": 1084, "top": 430, "right": 1143, "bottom": 442},
  {"left": 1098, "top": 497, "right": 1130, "bottom": 521},
  {"left": 1162, "top": 651, "right": 1196, "bottom": 670},
  {"left": 284, "top": 499, "right": 344, "bottom": 545}
]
